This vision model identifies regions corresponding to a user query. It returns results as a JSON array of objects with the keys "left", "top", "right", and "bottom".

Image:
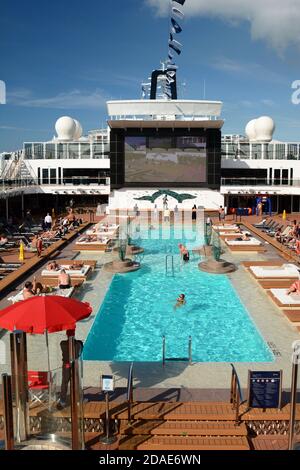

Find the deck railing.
[
  {"left": 127, "top": 362, "right": 134, "bottom": 424},
  {"left": 230, "top": 364, "right": 244, "bottom": 424}
]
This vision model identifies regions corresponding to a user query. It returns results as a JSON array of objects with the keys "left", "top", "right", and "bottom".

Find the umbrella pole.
[{"left": 45, "top": 330, "right": 52, "bottom": 411}]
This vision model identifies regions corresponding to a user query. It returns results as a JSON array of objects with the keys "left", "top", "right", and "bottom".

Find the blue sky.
[{"left": 0, "top": 0, "right": 300, "bottom": 151}]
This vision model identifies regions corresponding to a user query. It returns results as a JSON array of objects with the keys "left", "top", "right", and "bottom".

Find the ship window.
[
  {"left": 33, "top": 143, "right": 44, "bottom": 159},
  {"left": 68, "top": 144, "right": 80, "bottom": 159},
  {"left": 57, "top": 144, "right": 68, "bottom": 159},
  {"left": 81, "top": 144, "right": 91, "bottom": 159},
  {"left": 24, "top": 143, "right": 33, "bottom": 160},
  {"left": 45, "top": 143, "right": 56, "bottom": 159},
  {"left": 42, "top": 168, "right": 49, "bottom": 184}
]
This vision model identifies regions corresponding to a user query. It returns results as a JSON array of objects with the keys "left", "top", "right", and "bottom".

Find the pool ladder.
[
  {"left": 165, "top": 254, "right": 174, "bottom": 276},
  {"left": 162, "top": 335, "right": 192, "bottom": 366}
]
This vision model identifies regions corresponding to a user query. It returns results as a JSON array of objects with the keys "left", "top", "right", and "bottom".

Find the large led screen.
[{"left": 125, "top": 136, "right": 207, "bottom": 183}]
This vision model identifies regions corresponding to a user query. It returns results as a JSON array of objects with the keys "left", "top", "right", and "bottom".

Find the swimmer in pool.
[{"left": 174, "top": 293, "right": 186, "bottom": 310}]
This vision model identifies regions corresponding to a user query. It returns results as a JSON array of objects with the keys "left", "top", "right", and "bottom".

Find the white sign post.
[{"left": 99, "top": 375, "right": 117, "bottom": 445}]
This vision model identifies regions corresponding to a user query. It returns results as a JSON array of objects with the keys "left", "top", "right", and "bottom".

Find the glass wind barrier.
[
  {"left": 290, "top": 345, "right": 300, "bottom": 450},
  {"left": 1, "top": 357, "right": 85, "bottom": 450}
]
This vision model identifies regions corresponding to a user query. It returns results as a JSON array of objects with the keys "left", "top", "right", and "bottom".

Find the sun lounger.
[
  {"left": 213, "top": 224, "right": 238, "bottom": 231},
  {"left": 268, "top": 288, "right": 300, "bottom": 307},
  {"left": 41, "top": 265, "right": 91, "bottom": 278},
  {"left": 225, "top": 238, "right": 262, "bottom": 246},
  {"left": 219, "top": 230, "right": 249, "bottom": 239},
  {"left": 74, "top": 237, "right": 111, "bottom": 251},
  {"left": 283, "top": 310, "right": 300, "bottom": 322},
  {"left": 249, "top": 263, "right": 299, "bottom": 279},
  {"left": 253, "top": 219, "right": 272, "bottom": 228},
  {"left": 8, "top": 287, "right": 75, "bottom": 304}
]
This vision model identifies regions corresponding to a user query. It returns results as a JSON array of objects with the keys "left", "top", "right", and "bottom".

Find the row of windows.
[
  {"left": 222, "top": 143, "right": 300, "bottom": 160},
  {"left": 24, "top": 143, "right": 110, "bottom": 160}
]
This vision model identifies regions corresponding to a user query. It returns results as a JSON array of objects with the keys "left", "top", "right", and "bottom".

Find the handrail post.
[
  {"left": 162, "top": 336, "right": 166, "bottom": 367},
  {"left": 230, "top": 367, "right": 234, "bottom": 404},
  {"left": 127, "top": 363, "right": 134, "bottom": 425},
  {"left": 188, "top": 336, "right": 192, "bottom": 365},
  {"left": 235, "top": 387, "right": 240, "bottom": 425},
  {"left": 2, "top": 374, "right": 14, "bottom": 450},
  {"left": 288, "top": 347, "right": 299, "bottom": 450},
  {"left": 69, "top": 336, "right": 82, "bottom": 450}
]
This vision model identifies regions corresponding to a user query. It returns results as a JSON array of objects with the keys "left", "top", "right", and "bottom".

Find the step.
[
  {"left": 136, "top": 436, "right": 250, "bottom": 451},
  {"left": 121, "top": 420, "right": 248, "bottom": 437},
  {"left": 115, "top": 402, "right": 237, "bottom": 421}
]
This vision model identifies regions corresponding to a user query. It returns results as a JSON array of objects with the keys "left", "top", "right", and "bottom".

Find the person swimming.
[{"left": 174, "top": 293, "right": 186, "bottom": 310}]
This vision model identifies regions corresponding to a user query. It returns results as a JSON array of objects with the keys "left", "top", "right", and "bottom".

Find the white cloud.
[
  {"left": 145, "top": 0, "right": 300, "bottom": 51},
  {"left": 210, "top": 57, "right": 286, "bottom": 84},
  {"left": 7, "top": 89, "right": 107, "bottom": 109},
  {"left": 0, "top": 125, "right": 48, "bottom": 132}
]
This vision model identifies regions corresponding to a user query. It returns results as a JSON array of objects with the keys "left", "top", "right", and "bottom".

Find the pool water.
[{"left": 83, "top": 225, "right": 273, "bottom": 362}]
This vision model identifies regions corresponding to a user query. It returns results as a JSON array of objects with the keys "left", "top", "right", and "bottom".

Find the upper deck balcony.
[{"left": 107, "top": 99, "right": 224, "bottom": 129}]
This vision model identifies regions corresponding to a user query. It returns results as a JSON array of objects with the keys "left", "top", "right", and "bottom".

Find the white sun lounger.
[
  {"left": 8, "top": 287, "right": 74, "bottom": 304},
  {"left": 77, "top": 237, "right": 110, "bottom": 245},
  {"left": 41, "top": 265, "right": 90, "bottom": 277},
  {"left": 270, "top": 288, "right": 300, "bottom": 306},
  {"left": 213, "top": 224, "right": 238, "bottom": 231},
  {"left": 219, "top": 230, "right": 248, "bottom": 236},
  {"left": 249, "top": 264, "right": 299, "bottom": 279},
  {"left": 225, "top": 238, "right": 262, "bottom": 246}
]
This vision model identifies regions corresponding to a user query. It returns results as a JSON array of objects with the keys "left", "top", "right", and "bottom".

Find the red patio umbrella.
[
  {"left": 0, "top": 296, "right": 92, "bottom": 334},
  {"left": 0, "top": 296, "right": 93, "bottom": 395}
]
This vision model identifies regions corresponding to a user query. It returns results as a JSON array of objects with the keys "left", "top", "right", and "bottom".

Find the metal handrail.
[
  {"left": 188, "top": 336, "right": 192, "bottom": 365},
  {"left": 165, "top": 254, "right": 174, "bottom": 276},
  {"left": 221, "top": 177, "right": 297, "bottom": 187},
  {"left": 127, "top": 362, "right": 134, "bottom": 424},
  {"left": 230, "top": 364, "right": 244, "bottom": 424},
  {"left": 163, "top": 336, "right": 192, "bottom": 366}
]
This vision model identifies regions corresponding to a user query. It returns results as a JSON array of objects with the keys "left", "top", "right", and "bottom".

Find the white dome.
[
  {"left": 245, "top": 119, "right": 257, "bottom": 142},
  {"left": 55, "top": 116, "right": 76, "bottom": 141},
  {"left": 254, "top": 116, "right": 275, "bottom": 143},
  {"left": 73, "top": 119, "right": 83, "bottom": 140}
]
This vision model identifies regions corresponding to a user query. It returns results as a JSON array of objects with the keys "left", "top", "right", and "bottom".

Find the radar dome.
[
  {"left": 55, "top": 116, "right": 76, "bottom": 141},
  {"left": 245, "top": 119, "right": 257, "bottom": 142},
  {"left": 254, "top": 116, "right": 275, "bottom": 142},
  {"left": 73, "top": 119, "right": 83, "bottom": 140}
]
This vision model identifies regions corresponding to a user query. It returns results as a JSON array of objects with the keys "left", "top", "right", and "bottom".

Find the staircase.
[
  {"left": 88, "top": 401, "right": 251, "bottom": 450},
  {"left": 1, "top": 151, "right": 35, "bottom": 183},
  {"left": 1, "top": 398, "right": 297, "bottom": 450}
]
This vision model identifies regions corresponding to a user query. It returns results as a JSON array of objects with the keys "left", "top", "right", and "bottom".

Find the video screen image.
[{"left": 125, "top": 136, "right": 207, "bottom": 183}]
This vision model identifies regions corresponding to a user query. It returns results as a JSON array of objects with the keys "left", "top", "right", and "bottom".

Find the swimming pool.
[{"left": 83, "top": 224, "right": 273, "bottom": 362}]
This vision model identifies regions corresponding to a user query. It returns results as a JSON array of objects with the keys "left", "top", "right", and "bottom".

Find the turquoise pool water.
[{"left": 83, "top": 225, "right": 273, "bottom": 362}]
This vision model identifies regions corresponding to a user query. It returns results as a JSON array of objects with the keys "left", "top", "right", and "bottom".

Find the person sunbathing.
[
  {"left": 234, "top": 232, "right": 251, "bottom": 241},
  {"left": 47, "top": 261, "right": 60, "bottom": 271},
  {"left": 58, "top": 269, "right": 71, "bottom": 289},
  {"left": 242, "top": 233, "right": 251, "bottom": 241},
  {"left": 69, "top": 260, "right": 84, "bottom": 269},
  {"left": 287, "top": 280, "right": 300, "bottom": 296},
  {"left": 0, "top": 235, "right": 8, "bottom": 246},
  {"left": 23, "top": 280, "right": 37, "bottom": 299},
  {"left": 275, "top": 228, "right": 282, "bottom": 243}
]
